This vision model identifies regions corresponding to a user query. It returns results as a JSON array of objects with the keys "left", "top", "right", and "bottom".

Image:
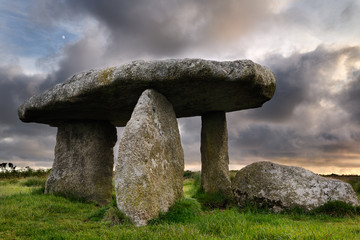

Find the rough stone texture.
[
  {"left": 115, "top": 89, "right": 184, "bottom": 226},
  {"left": 45, "top": 120, "right": 117, "bottom": 205},
  {"left": 201, "top": 111, "right": 232, "bottom": 197},
  {"left": 18, "top": 59, "right": 276, "bottom": 126},
  {"left": 232, "top": 161, "right": 359, "bottom": 211}
]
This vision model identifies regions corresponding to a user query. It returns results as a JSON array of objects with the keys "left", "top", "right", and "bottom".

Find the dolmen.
[{"left": 18, "top": 59, "right": 276, "bottom": 226}]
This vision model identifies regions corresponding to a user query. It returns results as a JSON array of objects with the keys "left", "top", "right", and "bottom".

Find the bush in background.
[{"left": 0, "top": 167, "right": 51, "bottom": 179}]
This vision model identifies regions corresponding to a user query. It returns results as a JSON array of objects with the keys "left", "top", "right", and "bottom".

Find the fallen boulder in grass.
[{"left": 232, "top": 161, "right": 359, "bottom": 212}]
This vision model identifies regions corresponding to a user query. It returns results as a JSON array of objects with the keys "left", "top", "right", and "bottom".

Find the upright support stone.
[
  {"left": 45, "top": 120, "right": 117, "bottom": 205},
  {"left": 201, "top": 111, "right": 232, "bottom": 197},
  {"left": 115, "top": 89, "right": 184, "bottom": 226}
]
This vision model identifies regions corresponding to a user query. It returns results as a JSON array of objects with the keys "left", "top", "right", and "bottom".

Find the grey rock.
[
  {"left": 45, "top": 120, "right": 117, "bottom": 205},
  {"left": 201, "top": 111, "right": 232, "bottom": 197},
  {"left": 18, "top": 59, "right": 276, "bottom": 126},
  {"left": 115, "top": 89, "right": 184, "bottom": 226},
  {"left": 232, "top": 161, "right": 359, "bottom": 211}
]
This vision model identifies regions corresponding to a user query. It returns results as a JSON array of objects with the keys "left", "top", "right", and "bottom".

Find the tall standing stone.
[
  {"left": 45, "top": 120, "right": 117, "bottom": 206},
  {"left": 115, "top": 89, "right": 184, "bottom": 226},
  {"left": 201, "top": 111, "right": 232, "bottom": 197}
]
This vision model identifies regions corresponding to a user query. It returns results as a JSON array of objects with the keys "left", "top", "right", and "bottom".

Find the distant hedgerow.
[{"left": 0, "top": 168, "right": 51, "bottom": 179}]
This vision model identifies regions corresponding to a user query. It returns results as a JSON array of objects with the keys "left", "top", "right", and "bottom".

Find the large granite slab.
[{"left": 18, "top": 59, "right": 275, "bottom": 126}]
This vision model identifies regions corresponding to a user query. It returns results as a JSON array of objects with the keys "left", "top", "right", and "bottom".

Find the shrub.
[
  {"left": 183, "top": 170, "right": 193, "bottom": 179},
  {"left": 183, "top": 170, "right": 201, "bottom": 181},
  {"left": 0, "top": 168, "right": 51, "bottom": 179}
]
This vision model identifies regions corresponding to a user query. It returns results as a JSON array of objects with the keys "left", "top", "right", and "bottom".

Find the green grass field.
[{"left": 1, "top": 172, "right": 360, "bottom": 239}]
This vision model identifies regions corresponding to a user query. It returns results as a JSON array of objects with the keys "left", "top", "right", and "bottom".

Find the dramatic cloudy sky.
[{"left": 1, "top": 0, "right": 359, "bottom": 174}]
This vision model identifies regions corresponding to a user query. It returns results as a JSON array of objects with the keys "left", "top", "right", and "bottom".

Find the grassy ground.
[{"left": 1, "top": 173, "right": 360, "bottom": 239}]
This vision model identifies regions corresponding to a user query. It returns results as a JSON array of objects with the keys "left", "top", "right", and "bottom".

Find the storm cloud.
[
  {"left": 32, "top": 0, "right": 275, "bottom": 58},
  {"left": 340, "top": 70, "right": 360, "bottom": 126},
  {"left": 0, "top": 0, "right": 359, "bottom": 173},
  {"left": 226, "top": 46, "right": 360, "bottom": 172},
  {"left": 0, "top": 64, "right": 56, "bottom": 167},
  {"left": 177, "top": 45, "right": 360, "bottom": 172}
]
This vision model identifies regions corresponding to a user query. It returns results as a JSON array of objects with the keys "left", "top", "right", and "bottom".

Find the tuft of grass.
[
  {"left": 87, "top": 193, "right": 131, "bottom": 226},
  {"left": 280, "top": 206, "right": 307, "bottom": 215},
  {"left": 87, "top": 206, "right": 110, "bottom": 221},
  {"left": 230, "top": 170, "right": 238, "bottom": 182},
  {"left": 21, "top": 177, "right": 46, "bottom": 187},
  {"left": 187, "top": 171, "right": 235, "bottom": 210},
  {"left": 183, "top": 179, "right": 199, "bottom": 198},
  {"left": 102, "top": 206, "right": 132, "bottom": 226},
  {"left": 193, "top": 171, "right": 201, "bottom": 187},
  {"left": 193, "top": 190, "right": 235, "bottom": 210},
  {"left": 30, "top": 186, "right": 45, "bottom": 195},
  {"left": 237, "top": 198, "right": 360, "bottom": 220},
  {"left": 238, "top": 199, "right": 272, "bottom": 214},
  {"left": 149, "top": 198, "right": 202, "bottom": 224},
  {"left": 311, "top": 201, "right": 358, "bottom": 217},
  {"left": 8, "top": 179, "right": 19, "bottom": 184},
  {"left": 52, "top": 192, "right": 90, "bottom": 204},
  {"left": 183, "top": 172, "right": 201, "bottom": 198},
  {"left": 0, "top": 179, "right": 18, "bottom": 186}
]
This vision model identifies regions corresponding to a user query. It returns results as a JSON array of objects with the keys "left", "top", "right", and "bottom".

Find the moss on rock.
[{"left": 98, "top": 67, "right": 115, "bottom": 85}]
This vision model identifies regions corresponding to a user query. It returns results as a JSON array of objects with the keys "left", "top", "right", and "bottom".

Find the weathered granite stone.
[
  {"left": 45, "top": 120, "right": 117, "bottom": 205},
  {"left": 18, "top": 59, "right": 276, "bottom": 126},
  {"left": 232, "top": 161, "right": 359, "bottom": 211},
  {"left": 201, "top": 111, "right": 232, "bottom": 197},
  {"left": 115, "top": 89, "right": 184, "bottom": 226}
]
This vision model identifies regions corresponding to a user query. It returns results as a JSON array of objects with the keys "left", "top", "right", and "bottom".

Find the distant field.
[{"left": 1, "top": 171, "right": 360, "bottom": 239}]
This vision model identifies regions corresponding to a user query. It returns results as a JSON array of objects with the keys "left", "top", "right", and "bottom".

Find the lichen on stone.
[{"left": 98, "top": 67, "right": 115, "bottom": 85}]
